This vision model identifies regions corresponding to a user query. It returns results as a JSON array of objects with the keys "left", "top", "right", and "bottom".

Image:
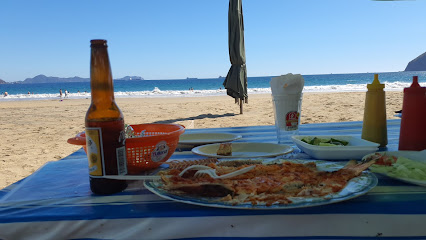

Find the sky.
[{"left": 1, "top": 0, "right": 426, "bottom": 82}]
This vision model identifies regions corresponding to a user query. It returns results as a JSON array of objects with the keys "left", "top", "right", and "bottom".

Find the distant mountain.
[
  {"left": 19, "top": 75, "right": 144, "bottom": 84},
  {"left": 22, "top": 75, "right": 89, "bottom": 83},
  {"left": 0, "top": 79, "right": 6, "bottom": 84},
  {"left": 405, "top": 52, "right": 426, "bottom": 71}
]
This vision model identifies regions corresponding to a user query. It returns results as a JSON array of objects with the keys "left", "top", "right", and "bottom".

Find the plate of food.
[
  {"left": 292, "top": 135, "right": 380, "bottom": 160},
  {"left": 177, "top": 132, "right": 242, "bottom": 149},
  {"left": 144, "top": 158, "right": 378, "bottom": 209},
  {"left": 363, "top": 150, "right": 426, "bottom": 187},
  {"left": 191, "top": 142, "right": 293, "bottom": 158}
]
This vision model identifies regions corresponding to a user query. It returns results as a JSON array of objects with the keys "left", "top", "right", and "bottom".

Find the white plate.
[
  {"left": 144, "top": 159, "right": 378, "bottom": 209},
  {"left": 363, "top": 150, "right": 426, "bottom": 187},
  {"left": 179, "top": 132, "right": 242, "bottom": 145},
  {"left": 191, "top": 142, "right": 293, "bottom": 158},
  {"left": 177, "top": 132, "right": 242, "bottom": 149},
  {"left": 292, "top": 135, "right": 379, "bottom": 160}
]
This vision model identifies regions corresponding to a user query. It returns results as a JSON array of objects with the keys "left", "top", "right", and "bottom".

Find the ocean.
[{"left": 1, "top": 71, "right": 426, "bottom": 101}]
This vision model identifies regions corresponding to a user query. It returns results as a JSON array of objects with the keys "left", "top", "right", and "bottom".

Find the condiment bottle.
[
  {"left": 85, "top": 39, "right": 128, "bottom": 195},
  {"left": 361, "top": 74, "right": 388, "bottom": 147},
  {"left": 399, "top": 76, "right": 426, "bottom": 151}
]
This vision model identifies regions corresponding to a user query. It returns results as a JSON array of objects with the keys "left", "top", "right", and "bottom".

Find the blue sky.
[{"left": 1, "top": 0, "right": 426, "bottom": 82}]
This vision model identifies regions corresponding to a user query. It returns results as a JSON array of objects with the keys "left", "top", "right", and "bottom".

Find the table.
[{"left": 1, "top": 119, "right": 426, "bottom": 239}]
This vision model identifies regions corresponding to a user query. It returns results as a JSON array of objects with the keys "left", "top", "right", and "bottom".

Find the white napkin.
[{"left": 270, "top": 73, "right": 304, "bottom": 96}]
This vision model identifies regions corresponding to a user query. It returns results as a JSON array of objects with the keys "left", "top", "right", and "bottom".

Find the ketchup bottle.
[
  {"left": 398, "top": 76, "right": 426, "bottom": 151},
  {"left": 361, "top": 74, "right": 388, "bottom": 147}
]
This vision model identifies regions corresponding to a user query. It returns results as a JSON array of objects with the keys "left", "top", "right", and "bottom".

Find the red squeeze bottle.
[{"left": 398, "top": 76, "right": 426, "bottom": 151}]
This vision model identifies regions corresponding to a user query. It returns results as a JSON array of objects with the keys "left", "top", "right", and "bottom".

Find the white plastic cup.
[{"left": 272, "top": 93, "right": 303, "bottom": 144}]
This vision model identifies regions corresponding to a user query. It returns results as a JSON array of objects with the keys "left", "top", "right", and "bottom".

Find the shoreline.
[
  {"left": 0, "top": 92, "right": 403, "bottom": 189},
  {"left": 0, "top": 88, "right": 409, "bottom": 103}
]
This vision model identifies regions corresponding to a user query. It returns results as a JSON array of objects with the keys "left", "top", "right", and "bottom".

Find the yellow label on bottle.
[{"left": 86, "top": 128, "right": 104, "bottom": 176}]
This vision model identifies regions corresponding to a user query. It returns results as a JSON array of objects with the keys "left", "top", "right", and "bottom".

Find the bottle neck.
[{"left": 90, "top": 46, "right": 115, "bottom": 106}]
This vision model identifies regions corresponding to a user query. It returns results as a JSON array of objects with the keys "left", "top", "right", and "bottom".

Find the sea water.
[{"left": 1, "top": 71, "right": 426, "bottom": 101}]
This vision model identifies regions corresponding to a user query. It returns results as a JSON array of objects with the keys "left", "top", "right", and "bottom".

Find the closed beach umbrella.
[{"left": 223, "top": 0, "right": 247, "bottom": 114}]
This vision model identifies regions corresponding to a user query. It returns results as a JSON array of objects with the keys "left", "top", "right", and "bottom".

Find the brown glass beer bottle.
[{"left": 85, "top": 39, "right": 127, "bottom": 194}]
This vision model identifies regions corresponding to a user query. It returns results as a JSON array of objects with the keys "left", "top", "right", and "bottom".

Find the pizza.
[{"left": 158, "top": 159, "right": 376, "bottom": 206}]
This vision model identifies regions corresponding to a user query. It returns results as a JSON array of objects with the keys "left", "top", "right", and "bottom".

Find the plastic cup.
[{"left": 272, "top": 93, "right": 303, "bottom": 144}]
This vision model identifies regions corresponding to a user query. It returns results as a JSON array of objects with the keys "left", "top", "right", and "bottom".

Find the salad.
[
  {"left": 367, "top": 153, "right": 426, "bottom": 181},
  {"left": 301, "top": 137, "right": 349, "bottom": 146}
]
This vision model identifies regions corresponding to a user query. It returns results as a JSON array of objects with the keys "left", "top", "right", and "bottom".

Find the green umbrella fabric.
[{"left": 223, "top": 0, "right": 247, "bottom": 100}]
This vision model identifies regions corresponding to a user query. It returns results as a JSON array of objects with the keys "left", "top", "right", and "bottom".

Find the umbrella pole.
[{"left": 240, "top": 98, "right": 243, "bottom": 114}]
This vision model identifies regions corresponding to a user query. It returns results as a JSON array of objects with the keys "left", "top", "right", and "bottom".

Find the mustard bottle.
[{"left": 361, "top": 74, "right": 388, "bottom": 147}]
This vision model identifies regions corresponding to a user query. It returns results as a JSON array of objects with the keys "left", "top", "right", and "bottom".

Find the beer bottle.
[{"left": 85, "top": 39, "right": 127, "bottom": 194}]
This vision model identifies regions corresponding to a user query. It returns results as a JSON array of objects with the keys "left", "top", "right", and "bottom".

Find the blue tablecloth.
[{"left": 1, "top": 119, "right": 426, "bottom": 239}]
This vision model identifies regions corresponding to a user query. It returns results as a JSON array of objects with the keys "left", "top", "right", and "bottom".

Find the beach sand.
[{"left": 0, "top": 92, "right": 403, "bottom": 189}]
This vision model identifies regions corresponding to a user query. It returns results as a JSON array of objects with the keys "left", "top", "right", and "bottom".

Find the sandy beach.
[{"left": 0, "top": 92, "right": 403, "bottom": 189}]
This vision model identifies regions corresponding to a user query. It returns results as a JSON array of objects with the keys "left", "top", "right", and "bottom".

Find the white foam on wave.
[
  {"left": 1, "top": 81, "right": 424, "bottom": 102},
  {"left": 0, "top": 92, "right": 91, "bottom": 101},
  {"left": 304, "top": 81, "right": 425, "bottom": 92},
  {"left": 114, "top": 88, "right": 229, "bottom": 98}
]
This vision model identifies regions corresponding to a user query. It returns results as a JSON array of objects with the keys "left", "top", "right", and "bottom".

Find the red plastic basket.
[{"left": 67, "top": 123, "right": 185, "bottom": 174}]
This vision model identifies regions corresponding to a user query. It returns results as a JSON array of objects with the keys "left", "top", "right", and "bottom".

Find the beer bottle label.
[
  {"left": 86, "top": 128, "right": 104, "bottom": 176},
  {"left": 116, "top": 145, "right": 127, "bottom": 175}
]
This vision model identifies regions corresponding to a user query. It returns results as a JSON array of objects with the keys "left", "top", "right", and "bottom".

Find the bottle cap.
[
  {"left": 90, "top": 39, "right": 108, "bottom": 47},
  {"left": 367, "top": 74, "right": 385, "bottom": 90},
  {"left": 404, "top": 76, "right": 425, "bottom": 94}
]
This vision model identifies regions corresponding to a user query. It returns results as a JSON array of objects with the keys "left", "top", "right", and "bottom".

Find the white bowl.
[{"left": 292, "top": 135, "right": 380, "bottom": 160}]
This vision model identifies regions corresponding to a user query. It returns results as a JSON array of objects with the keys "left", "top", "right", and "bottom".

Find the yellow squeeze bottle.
[{"left": 361, "top": 74, "right": 388, "bottom": 147}]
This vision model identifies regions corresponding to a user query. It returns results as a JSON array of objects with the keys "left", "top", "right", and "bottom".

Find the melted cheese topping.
[{"left": 160, "top": 161, "right": 364, "bottom": 206}]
